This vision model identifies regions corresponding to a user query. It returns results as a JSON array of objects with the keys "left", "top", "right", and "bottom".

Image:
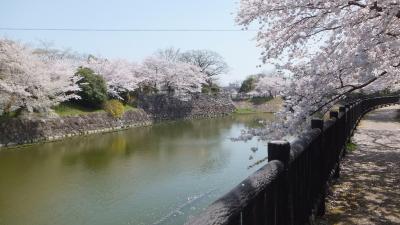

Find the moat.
[{"left": 0, "top": 113, "right": 273, "bottom": 225}]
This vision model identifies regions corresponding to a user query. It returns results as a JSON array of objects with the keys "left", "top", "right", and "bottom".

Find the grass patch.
[
  {"left": 346, "top": 141, "right": 357, "bottom": 152},
  {"left": 0, "top": 111, "right": 19, "bottom": 122},
  {"left": 54, "top": 102, "right": 138, "bottom": 117},
  {"left": 234, "top": 108, "right": 257, "bottom": 114},
  {"left": 53, "top": 103, "right": 104, "bottom": 116},
  {"left": 124, "top": 104, "right": 137, "bottom": 112}
]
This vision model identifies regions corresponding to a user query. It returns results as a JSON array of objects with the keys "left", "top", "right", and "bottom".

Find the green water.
[{"left": 0, "top": 113, "right": 273, "bottom": 225}]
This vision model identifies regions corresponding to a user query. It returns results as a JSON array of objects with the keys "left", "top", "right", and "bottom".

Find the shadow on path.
[{"left": 318, "top": 106, "right": 400, "bottom": 225}]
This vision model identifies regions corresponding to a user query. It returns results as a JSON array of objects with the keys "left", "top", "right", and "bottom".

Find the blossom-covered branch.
[{"left": 236, "top": 0, "right": 400, "bottom": 137}]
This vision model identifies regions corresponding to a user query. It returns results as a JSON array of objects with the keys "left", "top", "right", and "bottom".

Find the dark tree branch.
[
  {"left": 310, "top": 71, "right": 388, "bottom": 115},
  {"left": 348, "top": 1, "right": 366, "bottom": 8}
]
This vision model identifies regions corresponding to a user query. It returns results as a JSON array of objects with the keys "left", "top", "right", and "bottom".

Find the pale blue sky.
[{"left": 0, "top": 0, "right": 270, "bottom": 85}]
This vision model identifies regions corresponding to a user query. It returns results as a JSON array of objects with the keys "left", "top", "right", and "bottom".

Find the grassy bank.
[
  {"left": 233, "top": 97, "right": 283, "bottom": 114},
  {"left": 53, "top": 103, "right": 137, "bottom": 117},
  {"left": 0, "top": 112, "right": 18, "bottom": 122},
  {"left": 234, "top": 108, "right": 257, "bottom": 114}
]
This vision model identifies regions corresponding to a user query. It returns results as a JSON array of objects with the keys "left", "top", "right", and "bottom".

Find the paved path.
[{"left": 318, "top": 105, "right": 400, "bottom": 225}]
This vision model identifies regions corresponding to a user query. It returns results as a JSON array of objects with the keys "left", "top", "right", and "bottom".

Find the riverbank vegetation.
[
  {"left": 53, "top": 102, "right": 137, "bottom": 117},
  {"left": 53, "top": 103, "right": 104, "bottom": 117},
  {"left": 0, "top": 39, "right": 228, "bottom": 119},
  {"left": 233, "top": 97, "right": 283, "bottom": 114},
  {"left": 229, "top": 73, "right": 286, "bottom": 114},
  {"left": 234, "top": 108, "right": 256, "bottom": 114}
]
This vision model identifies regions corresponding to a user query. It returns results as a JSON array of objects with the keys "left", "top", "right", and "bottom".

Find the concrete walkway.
[{"left": 318, "top": 105, "right": 400, "bottom": 225}]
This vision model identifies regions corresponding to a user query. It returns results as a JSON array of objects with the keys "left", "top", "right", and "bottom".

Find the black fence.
[{"left": 186, "top": 96, "right": 400, "bottom": 225}]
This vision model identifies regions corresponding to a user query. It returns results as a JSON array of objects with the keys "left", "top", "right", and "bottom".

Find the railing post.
[
  {"left": 329, "top": 111, "right": 341, "bottom": 179},
  {"left": 339, "top": 106, "right": 347, "bottom": 157},
  {"left": 268, "top": 141, "right": 291, "bottom": 225},
  {"left": 344, "top": 104, "right": 351, "bottom": 138},
  {"left": 268, "top": 141, "right": 290, "bottom": 166},
  {"left": 311, "top": 119, "right": 326, "bottom": 217},
  {"left": 338, "top": 106, "right": 346, "bottom": 113},
  {"left": 329, "top": 111, "right": 338, "bottom": 119},
  {"left": 311, "top": 119, "right": 324, "bottom": 131}
]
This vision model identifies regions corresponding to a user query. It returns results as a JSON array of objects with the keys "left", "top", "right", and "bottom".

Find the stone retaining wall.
[
  {"left": 138, "top": 93, "right": 236, "bottom": 120},
  {"left": 0, "top": 94, "right": 236, "bottom": 148},
  {"left": 0, "top": 110, "right": 152, "bottom": 148}
]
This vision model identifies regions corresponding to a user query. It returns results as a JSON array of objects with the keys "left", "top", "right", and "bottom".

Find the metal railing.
[{"left": 186, "top": 96, "right": 400, "bottom": 225}]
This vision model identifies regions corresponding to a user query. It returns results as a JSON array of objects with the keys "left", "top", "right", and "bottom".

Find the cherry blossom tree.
[
  {"left": 0, "top": 39, "right": 80, "bottom": 115},
  {"left": 180, "top": 50, "right": 229, "bottom": 85},
  {"left": 142, "top": 56, "right": 208, "bottom": 95},
  {"left": 0, "top": 38, "right": 219, "bottom": 116},
  {"left": 33, "top": 40, "right": 87, "bottom": 65},
  {"left": 155, "top": 48, "right": 229, "bottom": 88},
  {"left": 85, "top": 54, "right": 208, "bottom": 100},
  {"left": 236, "top": 0, "right": 400, "bottom": 136},
  {"left": 85, "top": 56, "right": 144, "bottom": 99},
  {"left": 253, "top": 73, "right": 288, "bottom": 97}
]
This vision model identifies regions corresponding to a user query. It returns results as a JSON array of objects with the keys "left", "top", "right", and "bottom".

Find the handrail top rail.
[
  {"left": 185, "top": 160, "right": 284, "bottom": 225},
  {"left": 290, "top": 128, "right": 321, "bottom": 162}
]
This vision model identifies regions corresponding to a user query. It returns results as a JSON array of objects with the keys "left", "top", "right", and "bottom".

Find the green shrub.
[
  {"left": 239, "top": 76, "right": 256, "bottom": 93},
  {"left": 75, "top": 67, "right": 108, "bottom": 108},
  {"left": 103, "top": 100, "right": 125, "bottom": 118}
]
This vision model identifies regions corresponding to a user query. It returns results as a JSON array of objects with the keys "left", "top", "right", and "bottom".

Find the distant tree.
[
  {"left": 142, "top": 56, "right": 208, "bottom": 95},
  {"left": 180, "top": 50, "right": 229, "bottom": 84},
  {"left": 155, "top": 47, "right": 181, "bottom": 62},
  {"left": 85, "top": 51, "right": 210, "bottom": 99},
  {"left": 239, "top": 76, "right": 256, "bottom": 93},
  {"left": 75, "top": 67, "right": 108, "bottom": 108},
  {"left": 228, "top": 81, "right": 241, "bottom": 90},
  {"left": 254, "top": 74, "right": 287, "bottom": 97},
  {"left": 152, "top": 48, "right": 229, "bottom": 94},
  {"left": 33, "top": 40, "right": 87, "bottom": 64}
]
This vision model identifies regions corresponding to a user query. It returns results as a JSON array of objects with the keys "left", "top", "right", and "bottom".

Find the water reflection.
[{"left": 0, "top": 113, "right": 273, "bottom": 225}]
